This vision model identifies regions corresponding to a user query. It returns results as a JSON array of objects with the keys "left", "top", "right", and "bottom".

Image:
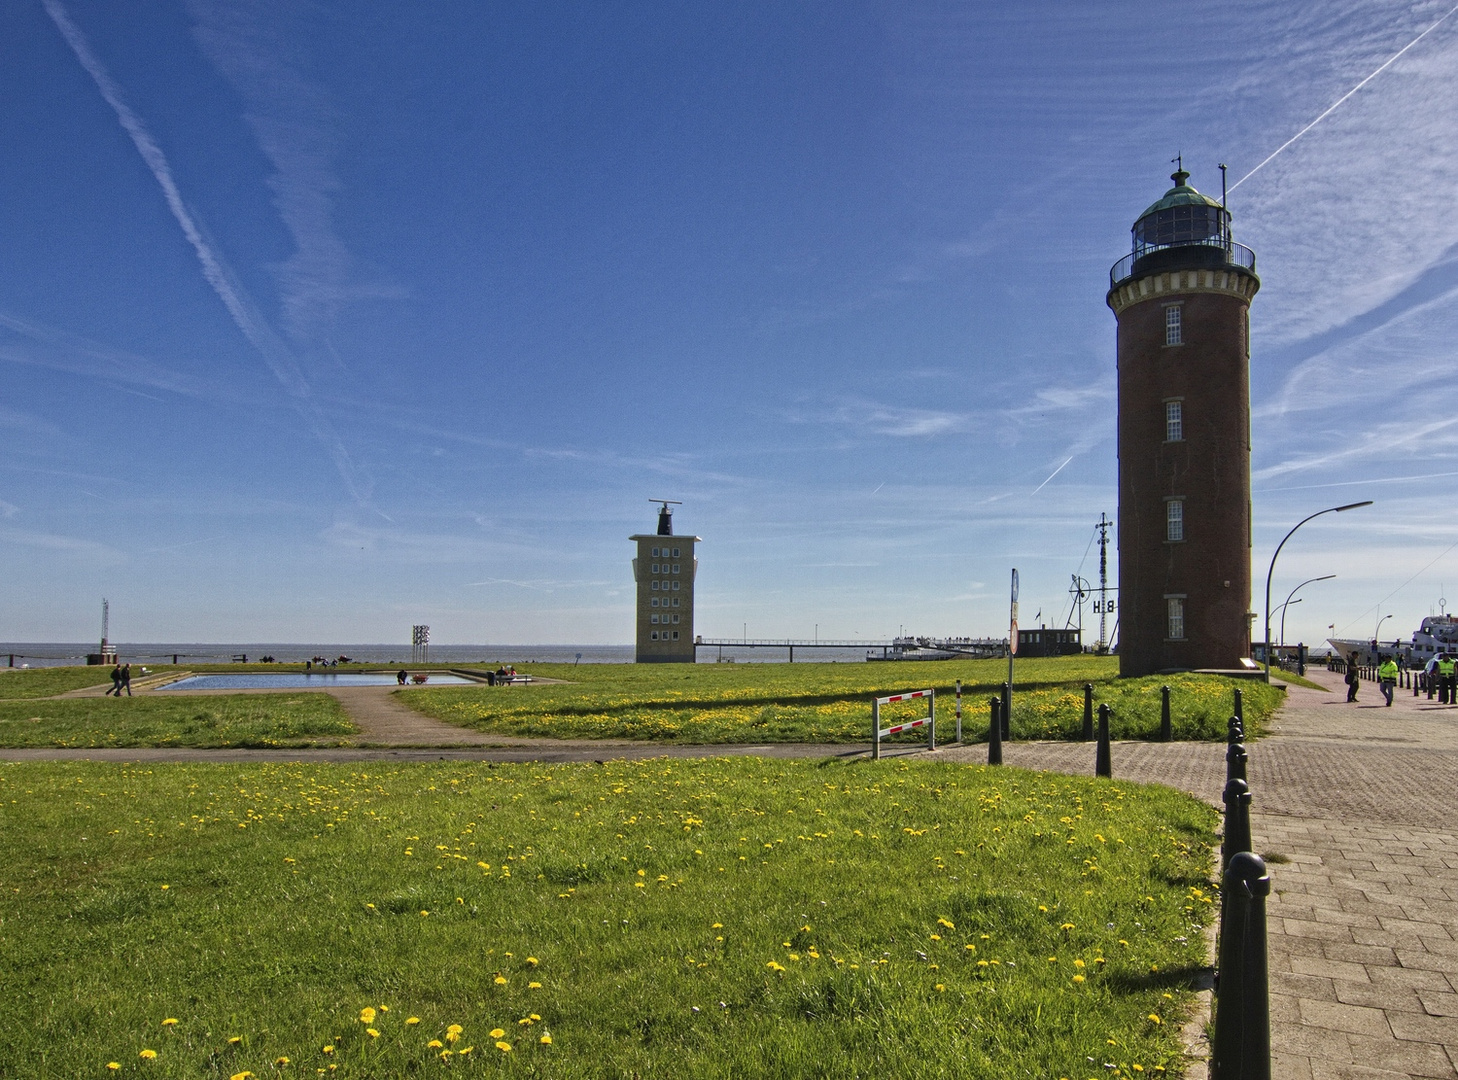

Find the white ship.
[{"left": 1327, "top": 614, "right": 1458, "bottom": 666}]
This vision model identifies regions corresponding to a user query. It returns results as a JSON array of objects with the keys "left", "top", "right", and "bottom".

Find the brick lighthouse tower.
[{"left": 1107, "top": 164, "right": 1259, "bottom": 676}]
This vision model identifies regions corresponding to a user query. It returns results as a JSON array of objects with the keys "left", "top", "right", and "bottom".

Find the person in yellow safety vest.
[
  {"left": 1439, "top": 653, "right": 1457, "bottom": 705},
  {"left": 1378, "top": 655, "right": 1399, "bottom": 707}
]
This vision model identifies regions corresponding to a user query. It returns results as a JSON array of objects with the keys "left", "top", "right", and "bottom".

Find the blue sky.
[{"left": 3, "top": 0, "right": 1457, "bottom": 648}]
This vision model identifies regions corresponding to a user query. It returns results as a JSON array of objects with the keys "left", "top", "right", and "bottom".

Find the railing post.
[
  {"left": 988, "top": 696, "right": 1002, "bottom": 765},
  {"left": 1212, "top": 852, "right": 1271, "bottom": 1080},
  {"left": 1095, "top": 704, "right": 1112, "bottom": 778},
  {"left": 1226, "top": 741, "right": 1248, "bottom": 784},
  {"left": 955, "top": 679, "right": 962, "bottom": 743},
  {"left": 999, "top": 681, "right": 1011, "bottom": 740},
  {"left": 928, "top": 690, "right": 936, "bottom": 751},
  {"left": 1228, "top": 713, "right": 1244, "bottom": 746},
  {"left": 1233, "top": 687, "right": 1243, "bottom": 729},
  {"left": 872, "top": 699, "right": 880, "bottom": 761},
  {"left": 1221, "top": 777, "right": 1252, "bottom": 871},
  {"left": 1160, "top": 684, "right": 1172, "bottom": 742},
  {"left": 1082, "top": 683, "right": 1094, "bottom": 741}
]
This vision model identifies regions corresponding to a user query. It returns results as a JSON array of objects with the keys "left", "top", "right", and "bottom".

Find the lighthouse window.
[
  {"left": 1166, "top": 598, "right": 1186, "bottom": 641},
  {"left": 1165, "top": 305, "right": 1183, "bottom": 346},
  {"left": 672, "top": 547, "right": 681, "bottom": 557},
  {"left": 1165, "top": 401, "right": 1183, "bottom": 442},
  {"left": 1166, "top": 499, "right": 1184, "bottom": 542}
]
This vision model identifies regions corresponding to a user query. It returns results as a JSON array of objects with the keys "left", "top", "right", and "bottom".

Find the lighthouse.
[{"left": 1107, "top": 165, "right": 1259, "bottom": 676}]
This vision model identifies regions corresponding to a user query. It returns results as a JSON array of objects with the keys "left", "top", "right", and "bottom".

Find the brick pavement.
[{"left": 935, "top": 668, "right": 1458, "bottom": 1079}]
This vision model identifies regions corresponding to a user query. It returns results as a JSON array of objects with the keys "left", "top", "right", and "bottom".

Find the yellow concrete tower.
[{"left": 631, "top": 501, "right": 699, "bottom": 663}]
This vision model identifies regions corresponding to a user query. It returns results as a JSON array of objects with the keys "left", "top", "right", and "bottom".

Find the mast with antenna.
[
  {"left": 1094, "top": 514, "right": 1114, "bottom": 653},
  {"left": 101, "top": 598, "right": 109, "bottom": 652}
]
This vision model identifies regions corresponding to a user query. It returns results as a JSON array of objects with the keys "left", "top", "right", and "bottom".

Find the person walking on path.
[
  {"left": 1378, "top": 654, "right": 1399, "bottom": 706},
  {"left": 1345, "top": 653, "right": 1360, "bottom": 702},
  {"left": 119, "top": 663, "right": 132, "bottom": 697},
  {"left": 1440, "top": 652, "right": 1457, "bottom": 705},
  {"left": 109, "top": 663, "right": 123, "bottom": 697}
]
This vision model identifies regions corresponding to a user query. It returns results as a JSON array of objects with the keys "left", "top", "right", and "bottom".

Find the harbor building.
[
  {"left": 631, "top": 501, "right": 699, "bottom": 663},
  {"left": 1108, "top": 166, "right": 1259, "bottom": 676}
]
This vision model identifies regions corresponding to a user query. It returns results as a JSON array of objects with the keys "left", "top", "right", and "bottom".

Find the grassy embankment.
[
  {"left": 0, "top": 667, "right": 354, "bottom": 748},
  {"left": 405, "top": 655, "right": 1283, "bottom": 744},
  {"left": 0, "top": 757, "right": 1218, "bottom": 1078}
]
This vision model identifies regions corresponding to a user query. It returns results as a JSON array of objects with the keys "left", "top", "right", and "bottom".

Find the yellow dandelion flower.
[
  {"left": 1048, "top": 956, "right": 1058, "bottom": 963},
  {"left": 1037, "top": 905, "right": 1048, "bottom": 912},
  {"left": 1132, "top": 1066, "right": 1144, "bottom": 1073},
  {"left": 1072, "top": 974, "right": 1086, "bottom": 983},
  {"left": 711, "top": 923, "right": 722, "bottom": 929},
  {"left": 935, "top": 984, "right": 945, "bottom": 992},
  {"left": 439, "top": 1050, "right": 452, "bottom": 1060},
  {"left": 977, "top": 960, "right": 989, "bottom": 968},
  {"left": 161, "top": 1018, "right": 178, "bottom": 1027},
  {"left": 228, "top": 1037, "right": 242, "bottom": 1046},
  {"left": 528, "top": 981, "right": 542, "bottom": 989},
  {"left": 965, "top": 944, "right": 976, "bottom": 952},
  {"left": 139, "top": 1049, "right": 157, "bottom": 1060},
  {"left": 540, "top": 1034, "right": 552, "bottom": 1045},
  {"left": 274, "top": 1057, "right": 289, "bottom": 1066},
  {"left": 366, "top": 1028, "right": 380, "bottom": 1039},
  {"left": 526, "top": 956, "right": 539, "bottom": 965},
  {"left": 929, "top": 934, "right": 941, "bottom": 942},
  {"left": 427, "top": 1039, "right": 443, "bottom": 1048},
  {"left": 419, "top": 910, "right": 429, "bottom": 917},
  {"left": 1147, "top": 1013, "right": 1162, "bottom": 1024},
  {"left": 322, "top": 1046, "right": 334, "bottom": 1054},
  {"left": 446, "top": 1025, "right": 463, "bottom": 1035},
  {"left": 406, "top": 1017, "right": 420, "bottom": 1025},
  {"left": 459, "top": 1046, "right": 473, "bottom": 1055},
  {"left": 359, "top": 1008, "right": 376, "bottom": 1024},
  {"left": 107, "top": 1066, "right": 120, "bottom": 1072},
  {"left": 495, "top": 1041, "right": 512, "bottom": 1053},
  {"left": 230, "top": 1073, "right": 253, "bottom": 1080},
  {"left": 530, "top": 1014, "right": 540, "bottom": 1021},
  {"left": 445, "top": 1032, "right": 459, "bottom": 1043},
  {"left": 937, "top": 918, "right": 955, "bottom": 928},
  {"left": 489, "top": 1029, "right": 505, "bottom": 1039},
  {"left": 494, "top": 975, "right": 508, "bottom": 985}
]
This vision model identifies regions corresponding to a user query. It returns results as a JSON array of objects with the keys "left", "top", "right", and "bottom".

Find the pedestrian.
[
  {"left": 1425, "top": 654, "right": 1439, "bottom": 699},
  {"left": 1441, "top": 653, "right": 1457, "bottom": 706},
  {"left": 109, "top": 663, "right": 123, "bottom": 697},
  {"left": 397, "top": 669, "right": 408, "bottom": 685},
  {"left": 1378, "top": 654, "right": 1398, "bottom": 707},
  {"left": 120, "top": 663, "right": 132, "bottom": 696},
  {"left": 1345, "top": 653, "right": 1360, "bottom": 702}
]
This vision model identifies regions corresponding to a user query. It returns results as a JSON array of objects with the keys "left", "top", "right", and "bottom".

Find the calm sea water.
[{"left": 0, "top": 643, "right": 876, "bottom": 667}]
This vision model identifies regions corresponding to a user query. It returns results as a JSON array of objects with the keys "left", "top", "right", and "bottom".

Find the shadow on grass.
[{"left": 1105, "top": 963, "right": 1215, "bottom": 993}]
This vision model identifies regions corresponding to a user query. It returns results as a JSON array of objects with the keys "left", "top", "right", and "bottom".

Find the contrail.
[
  {"left": 42, "top": 0, "right": 372, "bottom": 505},
  {"left": 1232, "top": 2, "right": 1458, "bottom": 193},
  {"left": 1030, "top": 456, "right": 1074, "bottom": 496}
]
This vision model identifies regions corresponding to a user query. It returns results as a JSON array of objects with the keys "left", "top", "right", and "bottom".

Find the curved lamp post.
[
  {"left": 1280, "top": 574, "right": 1337, "bottom": 646},
  {"left": 1265, "top": 503, "right": 1373, "bottom": 682},
  {"left": 1275, "top": 598, "right": 1301, "bottom": 645},
  {"left": 1374, "top": 613, "right": 1393, "bottom": 648}
]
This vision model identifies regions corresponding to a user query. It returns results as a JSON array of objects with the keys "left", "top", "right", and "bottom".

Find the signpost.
[{"left": 1007, "top": 569, "right": 1018, "bottom": 727}]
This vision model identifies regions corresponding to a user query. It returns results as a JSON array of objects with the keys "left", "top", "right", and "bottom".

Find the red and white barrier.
[{"left": 872, "top": 688, "right": 935, "bottom": 759}]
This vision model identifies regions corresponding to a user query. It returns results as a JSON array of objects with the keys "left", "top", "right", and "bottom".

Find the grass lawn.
[
  {"left": 0, "top": 695, "right": 355, "bottom": 748},
  {"left": 405, "top": 656, "right": 1282, "bottom": 744},
  {"left": 0, "top": 757, "right": 1218, "bottom": 1078},
  {"left": 0, "top": 665, "right": 117, "bottom": 699}
]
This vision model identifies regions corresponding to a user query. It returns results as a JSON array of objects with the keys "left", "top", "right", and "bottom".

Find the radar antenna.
[{"left": 650, "top": 499, "right": 682, "bottom": 537}]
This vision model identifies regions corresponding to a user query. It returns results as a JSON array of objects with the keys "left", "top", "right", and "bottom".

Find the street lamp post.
[
  {"left": 1280, "top": 574, "right": 1337, "bottom": 647},
  {"left": 1276, "top": 598, "right": 1302, "bottom": 646},
  {"left": 1374, "top": 613, "right": 1393, "bottom": 649},
  {"left": 1265, "top": 502, "right": 1373, "bottom": 682}
]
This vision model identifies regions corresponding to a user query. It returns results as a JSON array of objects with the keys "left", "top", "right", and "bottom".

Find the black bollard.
[
  {"left": 1225, "top": 741, "right": 1247, "bottom": 784},
  {"left": 999, "top": 682, "right": 1011, "bottom": 739},
  {"left": 1082, "top": 683, "right": 1094, "bottom": 741},
  {"left": 1160, "top": 684, "right": 1172, "bottom": 742},
  {"left": 1233, "top": 687, "right": 1244, "bottom": 728},
  {"left": 987, "top": 696, "right": 1003, "bottom": 765},
  {"left": 1227, "top": 714, "right": 1244, "bottom": 746},
  {"left": 1221, "top": 777, "right": 1253, "bottom": 871},
  {"left": 1095, "top": 704, "right": 1112, "bottom": 778},
  {"left": 1212, "top": 852, "right": 1271, "bottom": 1080}
]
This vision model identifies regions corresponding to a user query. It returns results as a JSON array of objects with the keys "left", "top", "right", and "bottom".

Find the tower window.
[
  {"left": 652, "top": 547, "right": 660, "bottom": 558},
  {"left": 672, "top": 580, "right": 679, "bottom": 591},
  {"left": 672, "top": 547, "right": 680, "bottom": 557},
  {"left": 672, "top": 564, "right": 680, "bottom": 574},
  {"left": 1165, "top": 305, "right": 1182, "bottom": 346},
  {"left": 671, "top": 631, "right": 679, "bottom": 640},
  {"left": 1165, "top": 401, "right": 1183, "bottom": 442},
  {"left": 1166, "top": 500, "right": 1184, "bottom": 542},
  {"left": 1167, "top": 598, "right": 1185, "bottom": 640}
]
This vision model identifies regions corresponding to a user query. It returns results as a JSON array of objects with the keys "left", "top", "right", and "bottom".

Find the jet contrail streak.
[
  {"left": 1232, "top": 3, "right": 1458, "bottom": 192},
  {"left": 1030, "top": 456, "right": 1074, "bottom": 496}
]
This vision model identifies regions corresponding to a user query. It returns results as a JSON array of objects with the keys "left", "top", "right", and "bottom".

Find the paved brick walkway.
[{"left": 933, "top": 669, "right": 1458, "bottom": 1079}]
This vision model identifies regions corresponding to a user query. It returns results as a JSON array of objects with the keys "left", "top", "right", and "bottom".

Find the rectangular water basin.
[{"left": 159, "top": 673, "right": 477, "bottom": 690}]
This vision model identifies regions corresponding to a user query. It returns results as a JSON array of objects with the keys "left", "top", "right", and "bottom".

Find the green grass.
[
  {"left": 0, "top": 665, "right": 116, "bottom": 699},
  {"left": 0, "top": 757, "right": 1218, "bottom": 1078},
  {"left": 404, "top": 656, "right": 1282, "bottom": 744},
  {"left": 0, "top": 695, "right": 356, "bottom": 748}
]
